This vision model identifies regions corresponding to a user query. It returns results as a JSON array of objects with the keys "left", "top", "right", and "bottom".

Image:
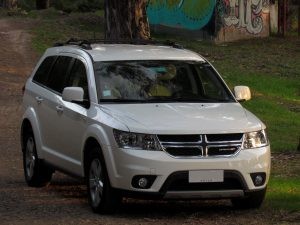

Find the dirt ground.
[{"left": 0, "top": 18, "right": 299, "bottom": 225}]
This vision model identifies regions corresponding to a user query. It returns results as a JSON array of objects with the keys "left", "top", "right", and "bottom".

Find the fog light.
[
  {"left": 131, "top": 175, "right": 156, "bottom": 189},
  {"left": 138, "top": 178, "right": 148, "bottom": 188},
  {"left": 250, "top": 173, "right": 266, "bottom": 187},
  {"left": 254, "top": 175, "right": 263, "bottom": 186}
]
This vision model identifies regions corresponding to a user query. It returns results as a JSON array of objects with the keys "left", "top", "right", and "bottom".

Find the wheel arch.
[
  {"left": 21, "top": 107, "right": 43, "bottom": 158},
  {"left": 21, "top": 118, "right": 32, "bottom": 152},
  {"left": 81, "top": 125, "right": 119, "bottom": 184},
  {"left": 83, "top": 137, "right": 102, "bottom": 177}
]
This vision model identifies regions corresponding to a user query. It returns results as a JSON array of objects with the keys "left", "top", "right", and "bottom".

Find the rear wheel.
[
  {"left": 231, "top": 188, "right": 267, "bottom": 209},
  {"left": 86, "top": 147, "right": 121, "bottom": 214},
  {"left": 23, "top": 131, "right": 53, "bottom": 187}
]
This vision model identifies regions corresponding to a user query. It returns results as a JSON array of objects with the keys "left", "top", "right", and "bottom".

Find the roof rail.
[
  {"left": 54, "top": 38, "right": 93, "bottom": 50},
  {"left": 53, "top": 38, "right": 183, "bottom": 50}
]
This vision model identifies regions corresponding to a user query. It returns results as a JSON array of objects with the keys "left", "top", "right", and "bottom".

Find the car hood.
[{"left": 98, "top": 103, "right": 263, "bottom": 134}]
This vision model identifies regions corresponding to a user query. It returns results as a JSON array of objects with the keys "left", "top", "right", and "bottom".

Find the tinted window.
[
  {"left": 197, "top": 65, "right": 230, "bottom": 100},
  {"left": 94, "top": 61, "right": 235, "bottom": 103},
  {"left": 32, "top": 56, "right": 56, "bottom": 86},
  {"left": 47, "top": 56, "right": 73, "bottom": 94},
  {"left": 66, "top": 59, "right": 89, "bottom": 100}
]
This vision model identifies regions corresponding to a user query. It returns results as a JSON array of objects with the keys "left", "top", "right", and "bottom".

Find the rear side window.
[
  {"left": 47, "top": 56, "right": 73, "bottom": 94},
  {"left": 32, "top": 56, "right": 56, "bottom": 86}
]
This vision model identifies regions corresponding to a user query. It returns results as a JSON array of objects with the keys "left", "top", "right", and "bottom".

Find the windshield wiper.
[
  {"left": 100, "top": 99, "right": 148, "bottom": 103},
  {"left": 143, "top": 96, "right": 208, "bottom": 103},
  {"left": 100, "top": 97, "right": 233, "bottom": 104}
]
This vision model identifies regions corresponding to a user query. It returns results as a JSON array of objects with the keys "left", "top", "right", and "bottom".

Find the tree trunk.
[
  {"left": 2, "top": 0, "right": 17, "bottom": 9},
  {"left": 36, "top": 0, "right": 49, "bottom": 10},
  {"left": 105, "top": 0, "right": 150, "bottom": 40},
  {"left": 298, "top": 5, "right": 300, "bottom": 36}
]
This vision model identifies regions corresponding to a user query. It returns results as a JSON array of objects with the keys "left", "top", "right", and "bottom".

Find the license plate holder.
[{"left": 188, "top": 170, "right": 224, "bottom": 183}]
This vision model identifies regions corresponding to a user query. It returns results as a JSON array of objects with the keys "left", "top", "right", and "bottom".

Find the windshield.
[{"left": 94, "top": 61, "right": 235, "bottom": 103}]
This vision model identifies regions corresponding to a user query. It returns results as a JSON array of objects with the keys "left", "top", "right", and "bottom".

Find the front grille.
[
  {"left": 157, "top": 134, "right": 243, "bottom": 157},
  {"left": 165, "top": 147, "right": 202, "bottom": 157}
]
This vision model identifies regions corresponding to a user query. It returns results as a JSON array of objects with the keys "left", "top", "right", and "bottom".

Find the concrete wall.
[
  {"left": 215, "top": 0, "right": 270, "bottom": 42},
  {"left": 147, "top": 0, "right": 272, "bottom": 43}
]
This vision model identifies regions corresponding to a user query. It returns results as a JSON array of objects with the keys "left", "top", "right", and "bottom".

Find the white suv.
[{"left": 21, "top": 39, "right": 271, "bottom": 213}]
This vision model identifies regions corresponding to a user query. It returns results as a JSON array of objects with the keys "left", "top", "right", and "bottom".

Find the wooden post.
[{"left": 278, "top": 0, "right": 288, "bottom": 37}]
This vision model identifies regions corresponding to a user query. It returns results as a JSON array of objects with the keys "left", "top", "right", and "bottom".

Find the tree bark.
[
  {"left": 105, "top": 0, "right": 150, "bottom": 40},
  {"left": 298, "top": 5, "right": 300, "bottom": 36},
  {"left": 2, "top": 0, "right": 17, "bottom": 9},
  {"left": 36, "top": 0, "right": 49, "bottom": 10}
]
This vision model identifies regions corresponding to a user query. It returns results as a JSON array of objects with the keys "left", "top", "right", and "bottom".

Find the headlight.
[
  {"left": 113, "top": 129, "right": 162, "bottom": 151},
  {"left": 242, "top": 130, "right": 268, "bottom": 149}
]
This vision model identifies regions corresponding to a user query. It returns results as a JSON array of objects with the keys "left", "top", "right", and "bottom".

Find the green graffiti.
[{"left": 147, "top": 0, "right": 216, "bottom": 30}]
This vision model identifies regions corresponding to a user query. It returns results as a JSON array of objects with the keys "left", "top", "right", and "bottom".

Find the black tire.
[
  {"left": 231, "top": 188, "right": 267, "bottom": 209},
  {"left": 23, "top": 131, "right": 53, "bottom": 187},
  {"left": 86, "top": 147, "right": 121, "bottom": 214}
]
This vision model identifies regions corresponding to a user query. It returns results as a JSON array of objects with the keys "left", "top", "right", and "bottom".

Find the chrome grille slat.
[
  {"left": 205, "top": 139, "right": 243, "bottom": 144},
  {"left": 160, "top": 141, "right": 202, "bottom": 145},
  {"left": 157, "top": 134, "right": 243, "bottom": 158},
  {"left": 161, "top": 145, "right": 203, "bottom": 148},
  {"left": 207, "top": 144, "right": 241, "bottom": 147}
]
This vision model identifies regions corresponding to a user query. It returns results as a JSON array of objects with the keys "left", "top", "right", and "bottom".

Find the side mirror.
[
  {"left": 62, "top": 87, "right": 84, "bottom": 102},
  {"left": 234, "top": 86, "right": 251, "bottom": 102}
]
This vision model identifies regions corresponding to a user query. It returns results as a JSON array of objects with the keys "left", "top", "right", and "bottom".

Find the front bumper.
[{"left": 103, "top": 145, "right": 271, "bottom": 198}]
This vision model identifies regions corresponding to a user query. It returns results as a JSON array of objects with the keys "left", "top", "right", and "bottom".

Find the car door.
[
  {"left": 31, "top": 56, "right": 57, "bottom": 157},
  {"left": 51, "top": 56, "right": 91, "bottom": 174},
  {"left": 36, "top": 56, "right": 74, "bottom": 165}
]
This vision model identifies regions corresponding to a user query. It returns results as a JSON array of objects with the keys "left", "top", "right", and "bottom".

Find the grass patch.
[
  {"left": 266, "top": 177, "right": 300, "bottom": 211},
  {"left": 28, "top": 8, "right": 104, "bottom": 53},
  {"left": 95, "top": 9, "right": 104, "bottom": 17},
  {"left": 241, "top": 98, "right": 300, "bottom": 151}
]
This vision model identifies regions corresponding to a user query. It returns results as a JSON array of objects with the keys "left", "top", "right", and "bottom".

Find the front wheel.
[
  {"left": 87, "top": 147, "right": 121, "bottom": 214},
  {"left": 231, "top": 188, "right": 267, "bottom": 209},
  {"left": 23, "top": 132, "right": 53, "bottom": 187}
]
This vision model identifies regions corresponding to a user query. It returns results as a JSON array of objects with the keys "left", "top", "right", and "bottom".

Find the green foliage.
[
  {"left": 27, "top": 7, "right": 63, "bottom": 19},
  {"left": 17, "top": 0, "right": 36, "bottom": 11}
]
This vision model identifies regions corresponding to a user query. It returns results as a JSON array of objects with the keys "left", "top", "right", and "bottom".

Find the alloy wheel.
[
  {"left": 25, "top": 137, "right": 36, "bottom": 179},
  {"left": 89, "top": 159, "right": 104, "bottom": 207}
]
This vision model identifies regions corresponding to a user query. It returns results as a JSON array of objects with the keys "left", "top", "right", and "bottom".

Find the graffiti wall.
[
  {"left": 147, "top": 0, "right": 271, "bottom": 42},
  {"left": 216, "top": 0, "right": 270, "bottom": 42}
]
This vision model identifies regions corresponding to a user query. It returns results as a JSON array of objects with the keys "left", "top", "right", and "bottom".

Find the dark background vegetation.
[{"left": 18, "top": 0, "right": 104, "bottom": 12}]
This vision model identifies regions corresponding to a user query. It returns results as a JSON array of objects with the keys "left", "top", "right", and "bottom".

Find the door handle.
[
  {"left": 56, "top": 105, "right": 64, "bottom": 113},
  {"left": 35, "top": 96, "right": 43, "bottom": 104}
]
